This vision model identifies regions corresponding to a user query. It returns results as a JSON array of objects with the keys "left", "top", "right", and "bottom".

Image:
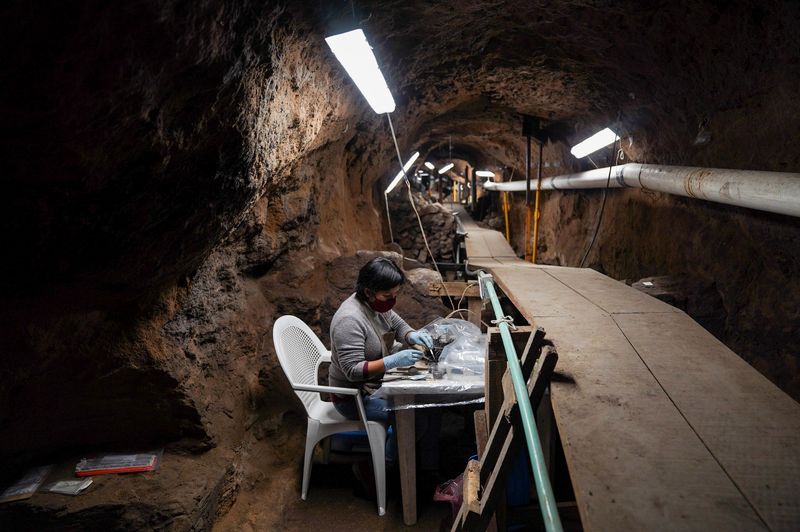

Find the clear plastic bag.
[
  {"left": 373, "top": 318, "right": 486, "bottom": 409},
  {"left": 420, "top": 318, "right": 485, "bottom": 380}
]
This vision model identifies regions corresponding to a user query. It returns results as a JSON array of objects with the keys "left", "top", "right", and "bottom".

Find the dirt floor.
[
  {"left": 261, "top": 464, "right": 450, "bottom": 532},
  {"left": 214, "top": 408, "right": 479, "bottom": 531}
]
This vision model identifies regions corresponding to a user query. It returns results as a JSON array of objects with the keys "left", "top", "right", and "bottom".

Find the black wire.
[
  {"left": 385, "top": 113, "right": 455, "bottom": 308},
  {"left": 579, "top": 137, "right": 621, "bottom": 268}
]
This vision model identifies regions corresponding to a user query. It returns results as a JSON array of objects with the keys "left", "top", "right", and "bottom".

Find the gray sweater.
[{"left": 328, "top": 293, "right": 415, "bottom": 394}]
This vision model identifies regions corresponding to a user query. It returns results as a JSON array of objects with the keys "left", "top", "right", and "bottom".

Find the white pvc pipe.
[{"left": 482, "top": 163, "right": 800, "bottom": 218}]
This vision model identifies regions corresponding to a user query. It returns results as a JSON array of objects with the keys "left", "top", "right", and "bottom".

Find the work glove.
[
  {"left": 383, "top": 349, "right": 424, "bottom": 370},
  {"left": 407, "top": 330, "right": 434, "bottom": 349}
]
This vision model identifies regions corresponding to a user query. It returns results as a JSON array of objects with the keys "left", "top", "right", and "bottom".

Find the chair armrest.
[
  {"left": 293, "top": 383, "right": 358, "bottom": 396},
  {"left": 320, "top": 351, "right": 332, "bottom": 363},
  {"left": 295, "top": 383, "right": 371, "bottom": 428}
]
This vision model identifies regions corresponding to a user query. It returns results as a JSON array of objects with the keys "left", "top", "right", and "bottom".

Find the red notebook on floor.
[{"left": 75, "top": 452, "right": 160, "bottom": 477}]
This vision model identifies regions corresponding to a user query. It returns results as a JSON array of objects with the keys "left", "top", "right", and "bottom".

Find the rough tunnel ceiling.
[
  {"left": 3, "top": 0, "right": 796, "bottom": 307},
  {"left": 343, "top": 0, "right": 800, "bottom": 174}
]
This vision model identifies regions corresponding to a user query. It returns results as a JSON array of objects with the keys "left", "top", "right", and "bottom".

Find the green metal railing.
[{"left": 479, "top": 272, "right": 564, "bottom": 532}]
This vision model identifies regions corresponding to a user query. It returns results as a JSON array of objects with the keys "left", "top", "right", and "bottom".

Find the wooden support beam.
[
  {"left": 395, "top": 396, "right": 417, "bottom": 525},
  {"left": 468, "top": 297, "right": 483, "bottom": 329},
  {"left": 536, "top": 389, "right": 556, "bottom": 481},
  {"left": 473, "top": 409, "right": 500, "bottom": 532},
  {"left": 428, "top": 281, "right": 482, "bottom": 298},
  {"left": 460, "top": 329, "right": 547, "bottom": 530},
  {"left": 485, "top": 327, "right": 541, "bottom": 429},
  {"left": 474, "top": 410, "right": 489, "bottom": 457},
  {"left": 463, "top": 459, "right": 482, "bottom": 515},
  {"left": 455, "top": 345, "right": 558, "bottom": 532}
]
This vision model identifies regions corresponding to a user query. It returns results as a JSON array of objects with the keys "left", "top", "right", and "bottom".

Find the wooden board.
[
  {"left": 539, "top": 313, "right": 767, "bottom": 531},
  {"left": 451, "top": 204, "right": 518, "bottom": 261},
  {"left": 450, "top": 204, "right": 480, "bottom": 230},
  {"left": 428, "top": 281, "right": 482, "bottom": 298},
  {"left": 465, "top": 232, "right": 518, "bottom": 260},
  {"left": 614, "top": 312, "right": 800, "bottom": 531},
  {"left": 489, "top": 264, "right": 609, "bottom": 319},
  {"left": 452, "top": 206, "right": 800, "bottom": 531},
  {"left": 542, "top": 266, "right": 679, "bottom": 315}
]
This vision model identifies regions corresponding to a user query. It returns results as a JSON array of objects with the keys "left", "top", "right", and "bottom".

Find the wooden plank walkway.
[{"left": 450, "top": 204, "right": 800, "bottom": 531}]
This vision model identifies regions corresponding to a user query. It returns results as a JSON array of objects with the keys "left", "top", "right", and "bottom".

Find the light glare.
[
  {"left": 438, "top": 163, "right": 454, "bottom": 174},
  {"left": 475, "top": 170, "right": 495, "bottom": 178},
  {"left": 570, "top": 127, "right": 619, "bottom": 158},
  {"left": 325, "top": 29, "right": 396, "bottom": 114},
  {"left": 385, "top": 151, "right": 420, "bottom": 193}
]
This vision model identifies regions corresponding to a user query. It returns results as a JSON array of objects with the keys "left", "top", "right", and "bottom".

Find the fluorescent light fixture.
[
  {"left": 570, "top": 127, "right": 619, "bottom": 158},
  {"left": 424, "top": 162, "right": 435, "bottom": 170},
  {"left": 325, "top": 29, "right": 396, "bottom": 114},
  {"left": 438, "top": 163, "right": 454, "bottom": 174},
  {"left": 475, "top": 170, "right": 495, "bottom": 178},
  {"left": 385, "top": 151, "right": 420, "bottom": 194}
]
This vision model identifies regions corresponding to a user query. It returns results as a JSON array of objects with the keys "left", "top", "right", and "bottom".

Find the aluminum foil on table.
[{"left": 373, "top": 373, "right": 484, "bottom": 410}]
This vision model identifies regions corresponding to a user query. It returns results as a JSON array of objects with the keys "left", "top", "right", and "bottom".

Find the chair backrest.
[{"left": 272, "top": 315, "right": 328, "bottom": 413}]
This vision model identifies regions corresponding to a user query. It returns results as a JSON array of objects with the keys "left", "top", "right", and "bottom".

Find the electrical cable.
[
  {"left": 386, "top": 113, "right": 455, "bottom": 309},
  {"left": 579, "top": 136, "right": 621, "bottom": 268},
  {"left": 445, "top": 308, "right": 490, "bottom": 329},
  {"left": 456, "top": 281, "right": 477, "bottom": 309},
  {"left": 439, "top": 282, "right": 491, "bottom": 327}
]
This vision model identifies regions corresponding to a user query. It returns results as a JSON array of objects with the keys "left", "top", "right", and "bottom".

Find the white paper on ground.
[
  {"left": 0, "top": 465, "right": 53, "bottom": 503},
  {"left": 44, "top": 478, "right": 93, "bottom": 496}
]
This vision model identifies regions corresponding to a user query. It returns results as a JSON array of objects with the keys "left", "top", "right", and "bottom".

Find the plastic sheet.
[
  {"left": 372, "top": 317, "right": 487, "bottom": 410},
  {"left": 419, "top": 318, "right": 485, "bottom": 380},
  {"left": 0, "top": 465, "right": 52, "bottom": 503},
  {"left": 373, "top": 373, "right": 484, "bottom": 410}
]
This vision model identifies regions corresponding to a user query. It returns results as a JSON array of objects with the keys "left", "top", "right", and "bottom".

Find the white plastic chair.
[{"left": 272, "top": 315, "right": 387, "bottom": 516}]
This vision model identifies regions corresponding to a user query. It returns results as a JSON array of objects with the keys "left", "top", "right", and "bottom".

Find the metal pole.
[
  {"left": 481, "top": 274, "right": 563, "bottom": 532},
  {"left": 471, "top": 166, "right": 477, "bottom": 211},
  {"left": 526, "top": 133, "right": 532, "bottom": 206},
  {"left": 524, "top": 133, "right": 533, "bottom": 260},
  {"left": 532, "top": 140, "right": 544, "bottom": 263},
  {"left": 482, "top": 163, "right": 800, "bottom": 218},
  {"left": 502, "top": 192, "right": 510, "bottom": 242}
]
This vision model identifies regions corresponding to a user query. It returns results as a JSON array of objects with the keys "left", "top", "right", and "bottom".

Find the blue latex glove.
[
  {"left": 383, "top": 349, "right": 424, "bottom": 370},
  {"left": 407, "top": 330, "right": 434, "bottom": 349}
]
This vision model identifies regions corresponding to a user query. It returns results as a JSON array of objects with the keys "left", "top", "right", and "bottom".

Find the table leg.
[
  {"left": 468, "top": 297, "right": 482, "bottom": 328},
  {"left": 395, "top": 394, "right": 417, "bottom": 525}
]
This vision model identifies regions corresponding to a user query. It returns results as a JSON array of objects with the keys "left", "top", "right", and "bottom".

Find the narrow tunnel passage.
[{"left": 1, "top": 1, "right": 799, "bottom": 530}]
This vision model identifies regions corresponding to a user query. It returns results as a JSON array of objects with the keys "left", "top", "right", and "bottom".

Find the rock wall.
[
  {"left": 389, "top": 192, "right": 458, "bottom": 263},
  {"left": 0, "top": 0, "right": 391, "bottom": 463}
]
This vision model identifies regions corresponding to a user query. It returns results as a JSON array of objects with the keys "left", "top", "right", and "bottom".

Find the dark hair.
[{"left": 355, "top": 257, "right": 405, "bottom": 301}]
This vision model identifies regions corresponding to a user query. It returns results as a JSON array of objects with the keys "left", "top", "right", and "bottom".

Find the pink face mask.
[{"left": 369, "top": 296, "right": 396, "bottom": 313}]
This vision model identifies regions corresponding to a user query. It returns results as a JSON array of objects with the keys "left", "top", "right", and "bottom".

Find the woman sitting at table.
[{"left": 328, "top": 257, "right": 442, "bottom": 477}]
